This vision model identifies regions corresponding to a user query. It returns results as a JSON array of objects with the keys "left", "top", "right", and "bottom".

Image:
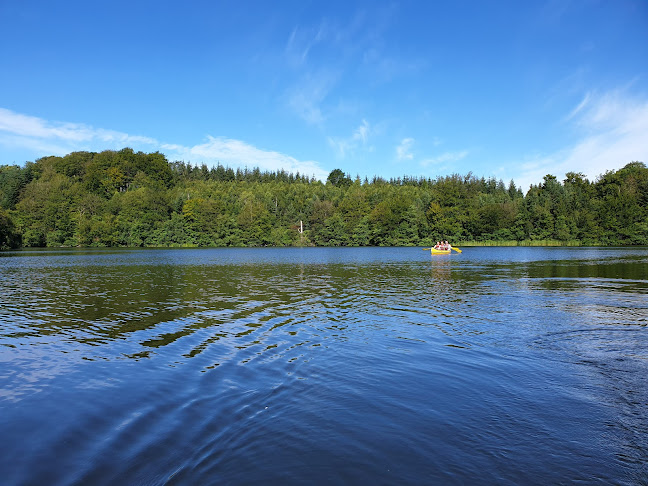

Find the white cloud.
[
  {"left": 514, "top": 89, "right": 648, "bottom": 189},
  {"left": 0, "top": 108, "right": 93, "bottom": 142},
  {"left": 420, "top": 150, "right": 468, "bottom": 167},
  {"left": 159, "top": 143, "right": 184, "bottom": 152},
  {"left": 0, "top": 108, "right": 328, "bottom": 179},
  {"left": 396, "top": 137, "right": 415, "bottom": 161},
  {"left": 167, "top": 136, "right": 328, "bottom": 180},
  {"left": 328, "top": 119, "right": 373, "bottom": 158},
  {"left": 0, "top": 133, "right": 75, "bottom": 159},
  {"left": 0, "top": 107, "right": 158, "bottom": 156}
]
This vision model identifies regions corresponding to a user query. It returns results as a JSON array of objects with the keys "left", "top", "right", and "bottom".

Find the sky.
[{"left": 1, "top": 0, "right": 647, "bottom": 189}]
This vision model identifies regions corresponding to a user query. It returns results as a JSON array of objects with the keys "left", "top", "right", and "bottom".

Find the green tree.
[
  {"left": 327, "top": 169, "right": 352, "bottom": 187},
  {"left": 0, "top": 208, "right": 20, "bottom": 248}
]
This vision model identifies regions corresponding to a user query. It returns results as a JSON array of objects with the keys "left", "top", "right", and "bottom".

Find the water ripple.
[{"left": 1, "top": 247, "right": 647, "bottom": 484}]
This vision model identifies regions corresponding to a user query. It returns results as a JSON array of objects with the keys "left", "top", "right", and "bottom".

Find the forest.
[{"left": 0, "top": 148, "right": 647, "bottom": 249}]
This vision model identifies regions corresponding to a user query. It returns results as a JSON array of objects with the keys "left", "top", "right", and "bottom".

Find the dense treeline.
[{"left": 0, "top": 148, "right": 646, "bottom": 248}]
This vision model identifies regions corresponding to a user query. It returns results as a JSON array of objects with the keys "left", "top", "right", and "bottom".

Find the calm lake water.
[{"left": 1, "top": 247, "right": 647, "bottom": 485}]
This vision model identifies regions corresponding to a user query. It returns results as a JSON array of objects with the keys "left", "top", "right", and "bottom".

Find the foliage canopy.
[{"left": 1, "top": 148, "right": 646, "bottom": 249}]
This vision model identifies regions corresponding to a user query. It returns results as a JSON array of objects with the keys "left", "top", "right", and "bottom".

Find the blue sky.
[{"left": 1, "top": 0, "right": 647, "bottom": 189}]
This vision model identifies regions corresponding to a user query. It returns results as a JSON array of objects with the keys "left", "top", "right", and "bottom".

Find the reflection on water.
[{"left": 1, "top": 247, "right": 647, "bottom": 485}]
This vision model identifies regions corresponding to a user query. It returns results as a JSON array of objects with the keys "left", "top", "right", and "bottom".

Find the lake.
[{"left": 1, "top": 247, "right": 647, "bottom": 485}]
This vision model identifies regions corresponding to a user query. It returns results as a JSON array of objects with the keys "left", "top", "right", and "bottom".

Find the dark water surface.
[{"left": 1, "top": 247, "right": 647, "bottom": 485}]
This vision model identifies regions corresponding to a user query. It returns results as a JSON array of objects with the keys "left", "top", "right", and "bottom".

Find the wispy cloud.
[
  {"left": 286, "top": 69, "right": 340, "bottom": 125},
  {"left": 328, "top": 119, "right": 373, "bottom": 158},
  {"left": 362, "top": 48, "right": 427, "bottom": 84},
  {"left": 283, "top": 17, "right": 343, "bottom": 125},
  {"left": 514, "top": 88, "right": 648, "bottom": 189},
  {"left": 285, "top": 22, "right": 329, "bottom": 67},
  {"left": 283, "top": 8, "right": 402, "bottom": 126},
  {"left": 396, "top": 137, "right": 415, "bottom": 161},
  {"left": 564, "top": 92, "right": 591, "bottom": 122},
  {"left": 0, "top": 108, "right": 329, "bottom": 179}
]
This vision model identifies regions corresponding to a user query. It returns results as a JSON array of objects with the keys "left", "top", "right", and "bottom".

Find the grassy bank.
[{"left": 455, "top": 239, "right": 584, "bottom": 247}]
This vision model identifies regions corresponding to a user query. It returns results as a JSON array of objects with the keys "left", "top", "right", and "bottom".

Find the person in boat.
[
  {"left": 434, "top": 241, "right": 441, "bottom": 250},
  {"left": 445, "top": 241, "right": 452, "bottom": 251}
]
